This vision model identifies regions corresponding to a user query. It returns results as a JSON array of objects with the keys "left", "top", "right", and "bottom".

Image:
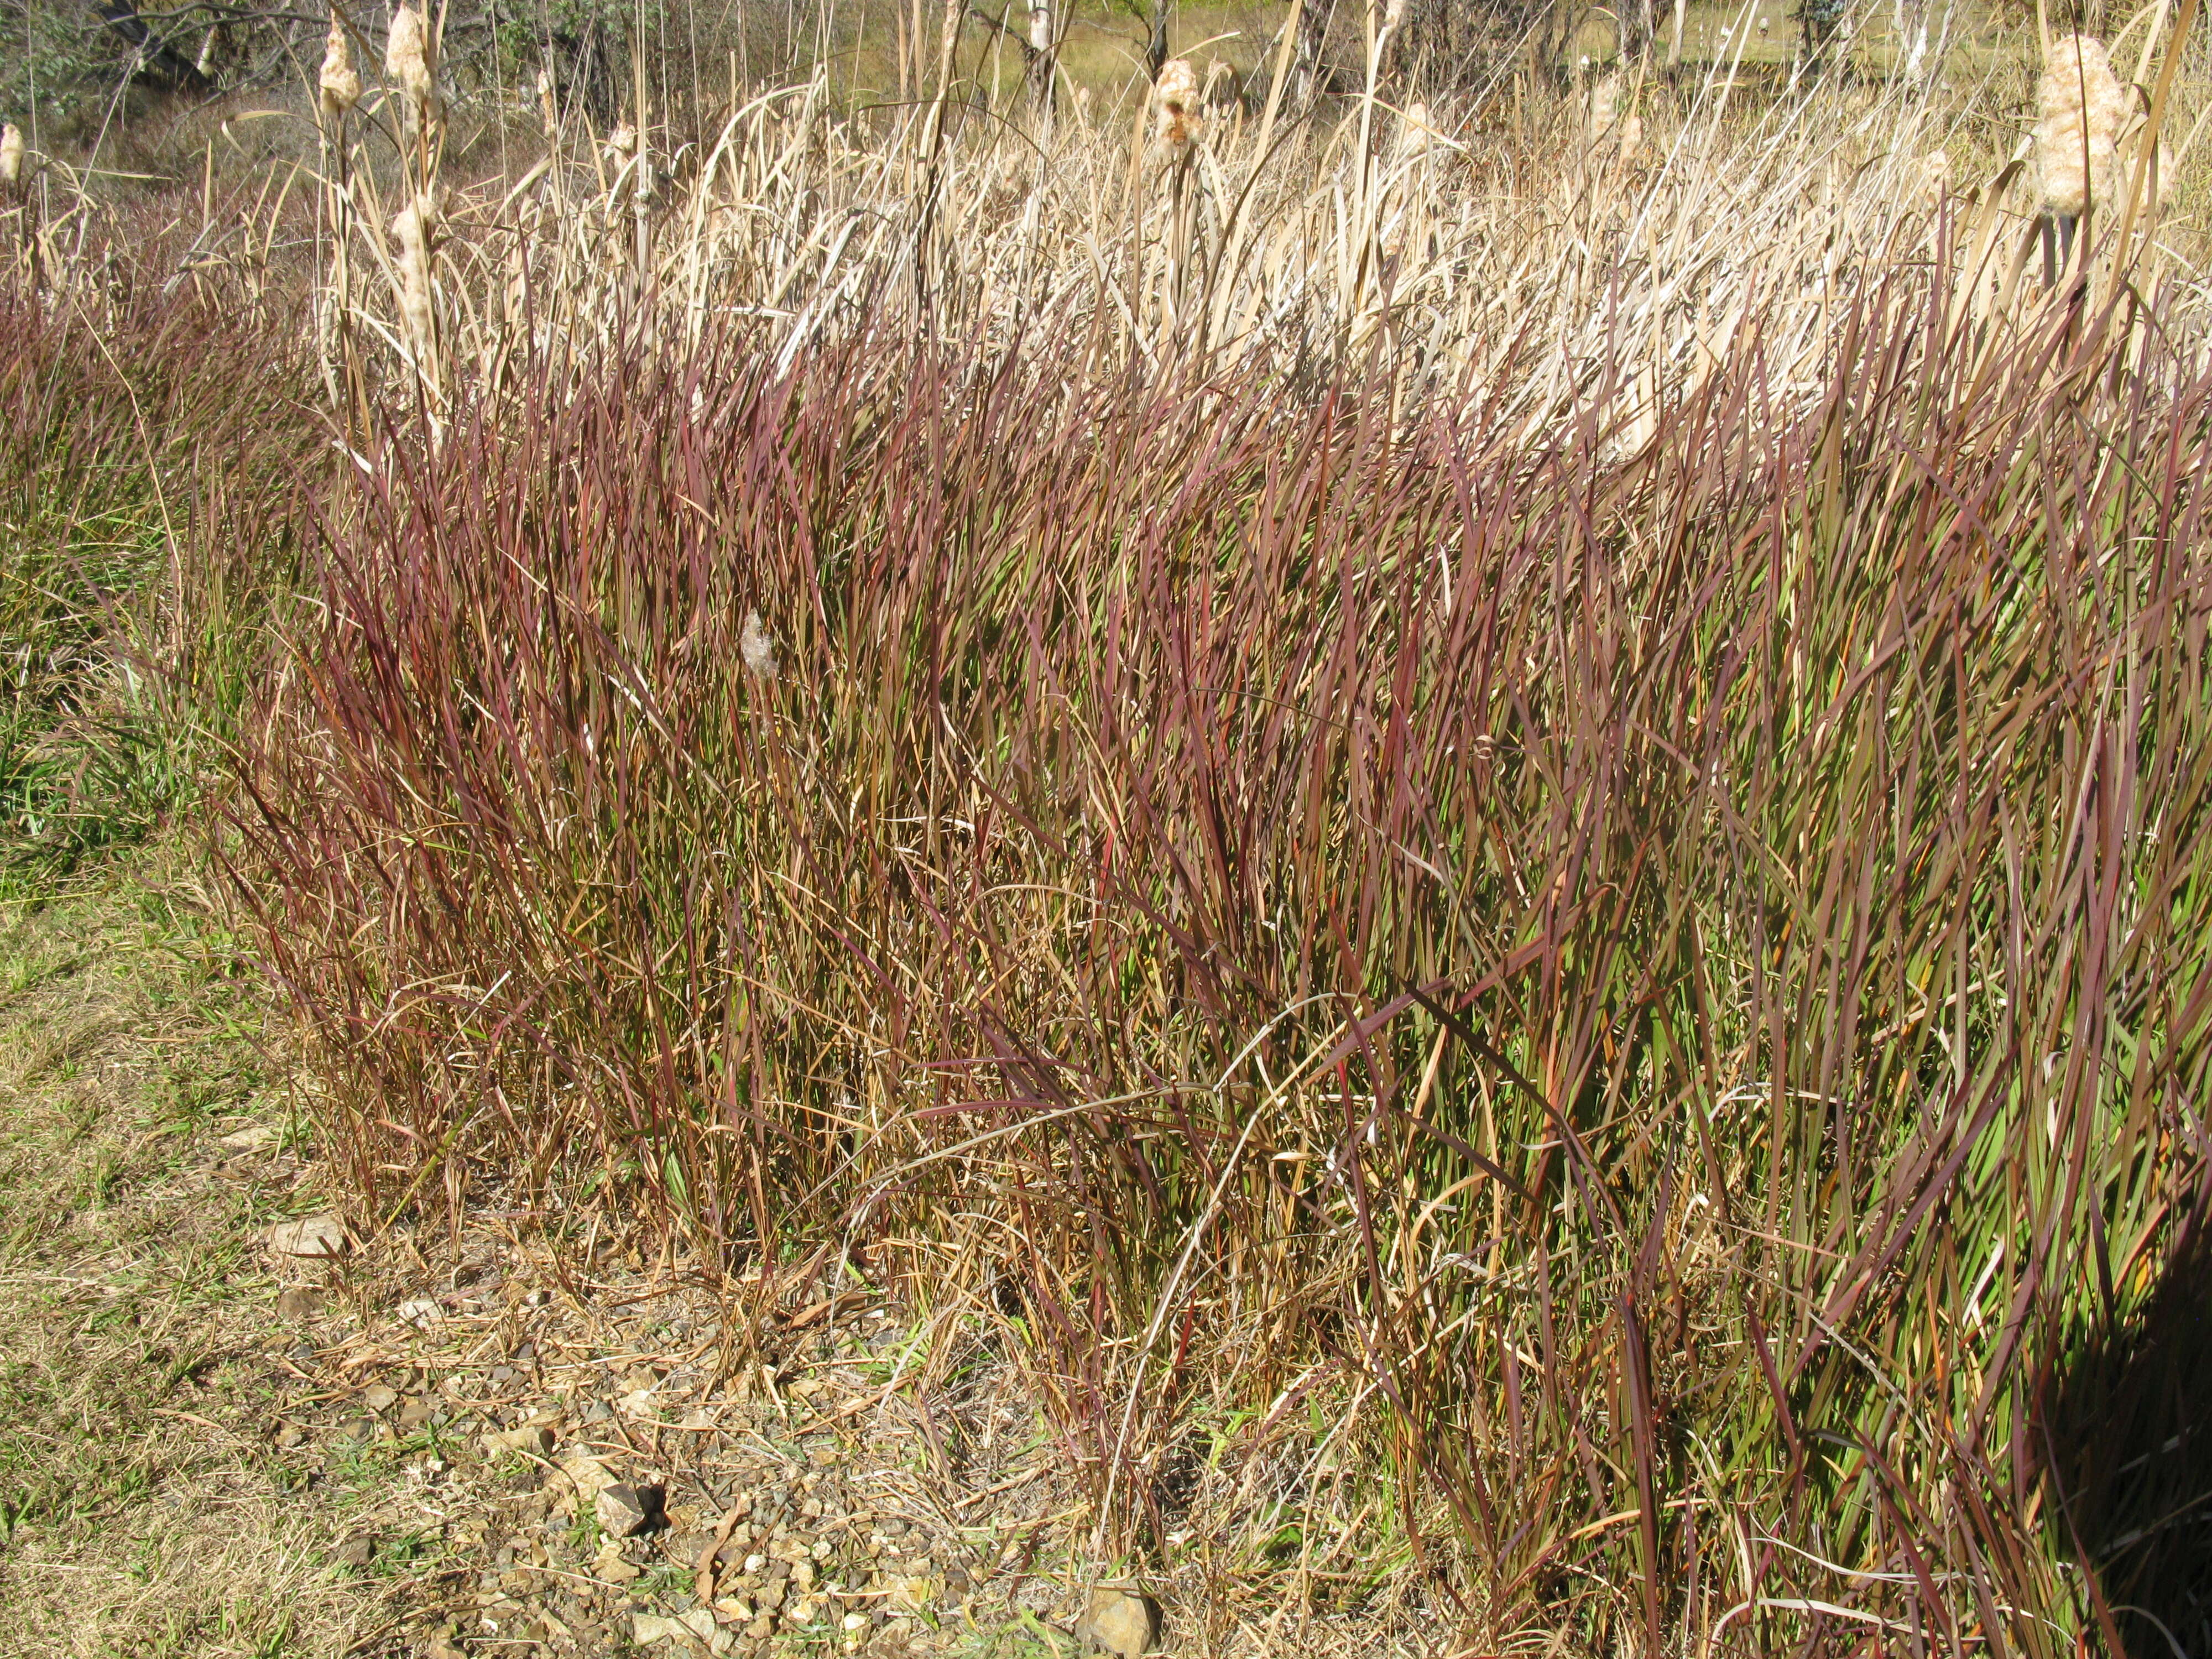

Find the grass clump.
[
  {"left": 0, "top": 264, "right": 313, "bottom": 898},
  {"left": 225, "top": 242, "right": 2212, "bottom": 1648}
]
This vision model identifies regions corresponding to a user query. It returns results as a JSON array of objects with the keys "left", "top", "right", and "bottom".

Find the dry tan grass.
[{"left": 276, "top": 19, "right": 2212, "bottom": 437}]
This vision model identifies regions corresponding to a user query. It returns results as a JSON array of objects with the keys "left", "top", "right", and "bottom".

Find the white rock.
[
  {"left": 265, "top": 1214, "right": 347, "bottom": 1257},
  {"left": 545, "top": 1451, "right": 611, "bottom": 1516},
  {"left": 395, "top": 1297, "right": 441, "bottom": 1327},
  {"left": 1074, "top": 1588, "right": 1162, "bottom": 1656},
  {"left": 888, "top": 1574, "right": 936, "bottom": 1613},
  {"left": 596, "top": 1481, "right": 663, "bottom": 1537},
  {"left": 480, "top": 1422, "right": 556, "bottom": 1457},
  {"left": 559, "top": 1451, "right": 612, "bottom": 1492}
]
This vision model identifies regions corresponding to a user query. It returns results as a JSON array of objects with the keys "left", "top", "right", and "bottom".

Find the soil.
[{"left": 0, "top": 850, "right": 1436, "bottom": 1658}]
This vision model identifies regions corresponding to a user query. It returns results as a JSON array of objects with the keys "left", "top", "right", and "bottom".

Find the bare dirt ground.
[{"left": 0, "top": 848, "right": 1433, "bottom": 1659}]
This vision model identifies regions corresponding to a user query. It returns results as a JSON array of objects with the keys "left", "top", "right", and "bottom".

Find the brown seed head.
[
  {"left": 1587, "top": 71, "right": 1624, "bottom": 145},
  {"left": 1618, "top": 112, "right": 1645, "bottom": 165},
  {"left": 1920, "top": 149, "right": 1950, "bottom": 207}
]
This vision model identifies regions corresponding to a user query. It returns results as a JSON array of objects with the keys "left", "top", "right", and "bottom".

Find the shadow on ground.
[{"left": 2042, "top": 1206, "right": 2212, "bottom": 1657}]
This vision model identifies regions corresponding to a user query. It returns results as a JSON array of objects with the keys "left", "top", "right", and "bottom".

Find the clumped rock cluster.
[{"left": 263, "top": 1243, "right": 1155, "bottom": 1657}]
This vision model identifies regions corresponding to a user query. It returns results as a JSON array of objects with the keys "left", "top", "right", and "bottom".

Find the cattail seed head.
[
  {"left": 385, "top": 4, "right": 435, "bottom": 113},
  {"left": 741, "top": 611, "right": 779, "bottom": 681},
  {"left": 1617, "top": 111, "right": 1645, "bottom": 164},
  {"left": 0, "top": 124, "right": 23, "bottom": 187},
  {"left": 2036, "top": 33, "right": 2127, "bottom": 218},
  {"left": 1154, "top": 58, "right": 1201, "bottom": 152},
  {"left": 1398, "top": 102, "right": 1435, "bottom": 160},
  {"left": 320, "top": 18, "right": 361, "bottom": 118},
  {"left": 1587, "top": 71, "right": 1623, "bottom": 145},
  {"left": 1919, "top": 148, "right": 1950, "bottom": 206},
  {"left": 392, "top": 193, "right": 436, "bottom": 358}
]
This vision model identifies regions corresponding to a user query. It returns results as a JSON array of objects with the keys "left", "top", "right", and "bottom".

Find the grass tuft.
[{"left": 226, "top": 247, "right": 2212, "bottom": 1646}]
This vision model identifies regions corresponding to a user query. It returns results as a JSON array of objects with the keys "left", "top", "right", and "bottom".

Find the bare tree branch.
[{"left": 967, "top": 5, "right": 1041, "bottom": 64}]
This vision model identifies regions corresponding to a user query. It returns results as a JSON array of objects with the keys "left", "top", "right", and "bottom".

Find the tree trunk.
[
  {"left": 1896, "top": 0, "right": 1931, "bottom": 79},
  {"left": 1027, "top": 0, "right": 1055, "bottom": 117},
  {"left": 1291, "top": 0, "right": 1331, "bottom": 107},
  {"left": 1619, "top": 0, "right": 1654, "bottom": 61},
  {"left": 87, "top": 0, "right": 213, "bottom": 93}
]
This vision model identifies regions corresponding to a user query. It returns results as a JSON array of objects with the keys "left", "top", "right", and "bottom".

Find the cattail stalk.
[
  {"left": 393, "top": 192, "right": 437, "bottom": 384},
  {"left": 385, "top": 5, "right": 436, "bottom": 131},
  {"left": 319, "top": 16, "right": 360, "bottom": 119},
  {"left": 1153, "top": 59, "right": 1202, "bottom": 340},
  {"left": 317, "top": 17, "right": 363, "bottom": 422},
  {"left": 380, "top": 5, "right": 444, "bottom": 404},
  {"left": 0, "top": 123, "right": 27, "bottom": 295},
  {"left": 1026, "top": 0, "right": 1056, "bottom": 126}
]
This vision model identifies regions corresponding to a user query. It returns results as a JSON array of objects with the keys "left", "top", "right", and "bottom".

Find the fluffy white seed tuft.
[
  {"left": 1920, "top": 149, "right": 1950, "bottom": 207},
  {"left": 1587, "top": 71, "right": 1625, "bottom": 147},
  {"left": 741, "top": 611, "right": 779, "bottom": 681},
  {"left": 1618, "top": 112, "right": 1645, "bottom": 165},
  {"left": 392, "top": 194, "right": 437, "bottom": 361},
  {"left": 1398, "top": 102, "right": 1435, "bottom": 161},
  {"left": 1154, "top": 59, "right": 1201, "bottom": 152},
  {"left": 2035, "top": 33, "right": 2128, "bottom": 218},
  {"left": 385, "top": 5, "right": 435, "bottom": 113},
  {"left": 320, "top": 18, "right": 361, "bottom": 118}
]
